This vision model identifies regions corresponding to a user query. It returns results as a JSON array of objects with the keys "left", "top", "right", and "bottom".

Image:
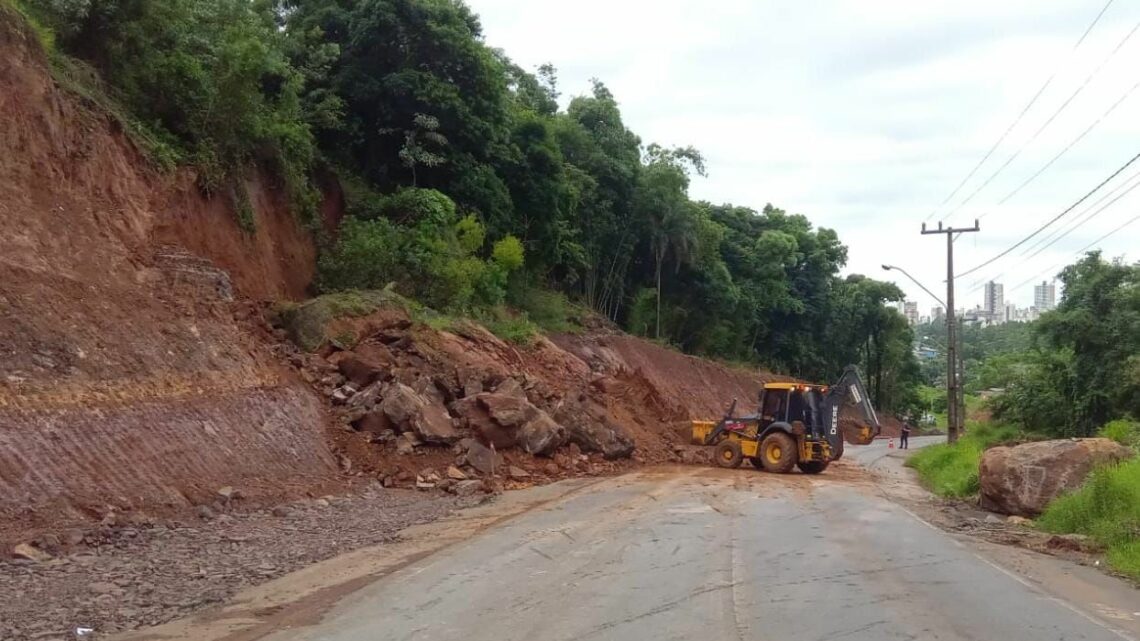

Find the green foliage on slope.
[{"left": 10, "top": 0, "right": 925, "bottom": 413}]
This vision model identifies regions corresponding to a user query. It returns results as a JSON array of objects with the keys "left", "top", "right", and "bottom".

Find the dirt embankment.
[{"left": 0, "top": 12, "right": 342, "bottom": 544}]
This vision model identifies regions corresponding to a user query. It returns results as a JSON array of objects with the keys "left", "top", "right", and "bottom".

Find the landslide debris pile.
[
  {"left": 273, "top": 298, "right": 718, "bottom": 489},
  {"left": 268, "top": 291, "right": 796, "bottom": 488}
]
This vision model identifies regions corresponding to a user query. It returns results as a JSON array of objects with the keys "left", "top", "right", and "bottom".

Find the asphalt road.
[
  {"left": 260, "top": 452, "right": 1136, "bottom": 641},
  {"left": 844, "top": 434, "right": 942, "bottom": 468}
]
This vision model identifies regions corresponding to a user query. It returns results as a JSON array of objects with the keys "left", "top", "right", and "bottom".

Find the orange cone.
[{"left": 888, "top": 438, "right": 895, "bottom": 449}]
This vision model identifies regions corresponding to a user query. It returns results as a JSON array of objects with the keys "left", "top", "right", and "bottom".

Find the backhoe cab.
[{"left": 691, "top": 365, "right": 880, "bottom": 474}]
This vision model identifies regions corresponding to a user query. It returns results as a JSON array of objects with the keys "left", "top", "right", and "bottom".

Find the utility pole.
[{"left": 921, "top": 221, "right": 980, "bottom": 443}]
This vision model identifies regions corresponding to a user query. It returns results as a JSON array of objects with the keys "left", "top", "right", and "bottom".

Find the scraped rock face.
[{"left": 979, "top": 438, "right": 1133, "bottom": 516}]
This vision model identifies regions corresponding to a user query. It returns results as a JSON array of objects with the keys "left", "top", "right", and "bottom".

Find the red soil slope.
[{"left": 0, "top": 12, "right": 339, "bottom": 542}]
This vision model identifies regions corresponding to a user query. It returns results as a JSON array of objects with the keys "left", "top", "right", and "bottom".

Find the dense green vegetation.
[
  {"left": 905, "top": 422, "right": 1020, "bottom": 497},
  {"left": 13, "top": 0, "right": 941, "bottom": 414},
  {"left": 914, "top": 317, "right": 1034, "bottom": 395},
  {"left": 914, "top": 253, "right": 1138, "bottom": 437},
  {"left": 997, "top": 255, "right": 1140, "bottom": 436}
]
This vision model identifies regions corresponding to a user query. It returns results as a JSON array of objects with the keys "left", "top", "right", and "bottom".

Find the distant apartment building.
[
  {"left": 1034, "top": 280, "right": 1056, "bottom": 311},
  {"left": 983, "top": 281, "right": 1004, "bottom": 320},
  {"left": 903, "top": 301, "right": 919, "bottom": 326},
  {"left": 932, "top": 306, "right": 944, "bottom": 323}
]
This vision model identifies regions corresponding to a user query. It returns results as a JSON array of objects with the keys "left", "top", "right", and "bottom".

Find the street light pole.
[
  {"left": 883, "top": 262, "right": 967, "bottom": 442},
  {"left": 881, "top": 264, "right": 945, "bottom": 309}
]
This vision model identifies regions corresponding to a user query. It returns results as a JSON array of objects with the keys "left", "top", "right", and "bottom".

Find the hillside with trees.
[{"left": 15, "top": 0, "right": 922, "bottom": 414}]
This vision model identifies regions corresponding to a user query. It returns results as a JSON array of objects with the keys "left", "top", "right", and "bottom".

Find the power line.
[
  {"left": 984, "top": 70, "right": 1140, "bottom": 215},
  {"left": 952, "top": 74, "right": 1140, "bottom": 241},
  {"left": 924, "top": 0, "right": 1118, "bottom": 223},
  {"left": 1023, "top": 169, "right": 1140, "bottom": 260},
  {"left": 1076, "top": 209, "right": 1140, "bottom": 253},
  {"left": 1008, "top": 210, "right": 1140, "bottom": 294},
  {"left": 961, "top": 170, "right": 1140, "bottom": 291},
  {"left": 956, "top": 149, "right": 1140, "bottom": 280},
  {"left": 947, "top": 21, "right": 1140, "bottom": 226},
  {"left": 1020, "top": 165, "right": 1140, "bottom": 255}
]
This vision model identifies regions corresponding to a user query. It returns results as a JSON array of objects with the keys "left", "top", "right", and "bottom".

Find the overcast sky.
[{"left": 468, "top": 0, "right": 1140, "bottom": 312}]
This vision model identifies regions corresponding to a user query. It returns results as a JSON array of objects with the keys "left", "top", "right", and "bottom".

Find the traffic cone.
[{"left": 888, "top": 438, "right": 895, "bottom": 449}]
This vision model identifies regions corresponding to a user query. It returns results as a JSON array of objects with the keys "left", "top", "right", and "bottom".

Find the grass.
[
  {"left": 408, "top": 304, "right": 542, "bottom": 347},
  {"left": 905, "top": 422, "right": 1022, "bottom": 498},
  {"left": 1037, "top": 458, "right": 1140, "bottom": 581}
]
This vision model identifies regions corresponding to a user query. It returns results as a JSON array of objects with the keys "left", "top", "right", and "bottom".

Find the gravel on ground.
[{"left": 1, "top": 485, "right": 484, "bottom": 641}]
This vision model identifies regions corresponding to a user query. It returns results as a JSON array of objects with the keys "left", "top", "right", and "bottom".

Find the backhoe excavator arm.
[{"left": 823, "top": 365, "right": 881, "bottom": 452}]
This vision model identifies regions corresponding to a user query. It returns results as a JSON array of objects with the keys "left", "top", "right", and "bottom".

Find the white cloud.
[{"left": 470, "top": 0, "right": 1140, "bottom": 308}]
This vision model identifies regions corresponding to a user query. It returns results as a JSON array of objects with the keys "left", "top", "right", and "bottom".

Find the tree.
[
  {"left": 554, "top": 80, "right": 642, "bottom": 319},
  {"left": 284, "top": 0, "right": 513, "bottom": 217},
  {"left": 390, "top": 113, "right": 448, "bottom": 186},
  {"left": 1035, "top": 253, "right": 1139, "bottom": 434},
  {"left": 636, "top": 144, "right": 706, "bottom": 338}
]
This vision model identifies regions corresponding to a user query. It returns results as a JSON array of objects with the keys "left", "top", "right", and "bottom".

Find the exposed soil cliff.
[{"left": 0, "top": 11, "right": 340, "bottom": 543}]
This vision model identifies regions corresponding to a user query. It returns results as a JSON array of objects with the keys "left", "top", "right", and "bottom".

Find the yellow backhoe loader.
[{"left": 691, "top": 365, "right": 879, "bottom": 474}]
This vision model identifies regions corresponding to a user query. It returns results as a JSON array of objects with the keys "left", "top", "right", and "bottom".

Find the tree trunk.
[{"left": 654, "top": 245, "right": 665, "bottom": 340}]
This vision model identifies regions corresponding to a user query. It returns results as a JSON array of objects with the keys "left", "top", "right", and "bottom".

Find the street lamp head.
[{"left": 881, "top": 264, "right": 893, "bottom": 271}]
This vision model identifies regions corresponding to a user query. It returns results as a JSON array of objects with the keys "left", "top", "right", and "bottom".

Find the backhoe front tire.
[
  {"left": 714, "top": 441, "right": 744, "bottom": 468},
  {"left": 797, "top": 460, "right": 829, "bottom": 474},
  {"left": 759, "top": 432, "right": 797, "bottom": 474}
]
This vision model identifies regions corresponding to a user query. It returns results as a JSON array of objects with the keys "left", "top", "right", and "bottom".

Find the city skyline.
[{"left": 899, "top": 277, "right": 1060, "bottom": 326}]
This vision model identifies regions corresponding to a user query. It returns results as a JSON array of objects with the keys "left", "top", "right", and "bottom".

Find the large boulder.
[
  {"left": 330, "top": 344, "right": 393, "bottom": 387},
  {"left": 450, "top": 392, "right": 566, "bottom": 456},
  {"left": 479, "top": 393, "right": 537, "bottom": 427},
  {"left": 979, "top": 438, "right": 1133, "bottom": 516},
  {"left": 517, "top": 412, "right": 567, "bottom": 456},
  {"left": 461, "top": 439, "right": 503, "bottom": 475},
  {"left": 450, "top": 396, "right": 515, "bottom": 448},
  {"left": 379, "top": 383, "right": 460, "bottom": 444},
  {"left": 555, "top": 400, "right": 635, "bottom": 460}
]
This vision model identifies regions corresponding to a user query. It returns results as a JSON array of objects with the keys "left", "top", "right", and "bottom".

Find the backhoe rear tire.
[
  {"left": 797, "top": 460, "right": 829, "bottom": 474},
  {"left": 759, "top": 432, "right": 797, "bottom": 474},
  {"left": 714, "top": 441, "right": 744, "bottom": 468}
]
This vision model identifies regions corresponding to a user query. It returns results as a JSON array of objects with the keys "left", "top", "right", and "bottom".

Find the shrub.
[
  {"left": 317, "top": 189, "right": 523, "bottom": 312},
  {"left": 476, "top": 307, "right": 540, "bottom": 345},
  {"left": 491, "top": 235, "right": 524, "bottom": 271},
  {"left": 508, "top": 285, "right": 582, "bottom": 334},
  {"left": 625, "top": 288, "right": 657, "bottom": 337},
  {"left": 1098, "top": 419, "right": 1140, "bottom": 448},
  {"left": 316, "top": 217, "right": 404, "bottom": 292},
  {"left": 906, "top": 439, "right": 984, "bottom": 497}
]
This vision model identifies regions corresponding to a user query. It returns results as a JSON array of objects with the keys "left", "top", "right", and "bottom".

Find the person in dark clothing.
[{"left": 900, "top": 421, "right": 911, "bottom": 449}]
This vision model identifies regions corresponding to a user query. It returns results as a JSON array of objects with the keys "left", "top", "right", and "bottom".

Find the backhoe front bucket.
[{"left": 691, "top": 420, "right": 716, "bottom": 445}]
